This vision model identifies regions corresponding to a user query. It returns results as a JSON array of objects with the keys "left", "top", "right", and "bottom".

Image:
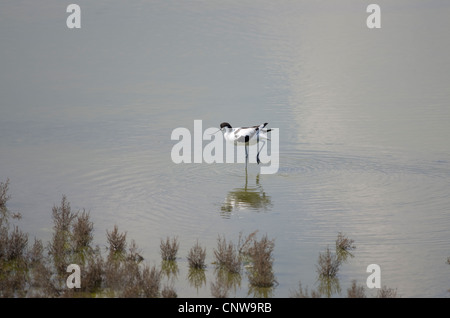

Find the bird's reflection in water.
[{"left": 220, "top": 173, "right": 272, "bottom": 218}]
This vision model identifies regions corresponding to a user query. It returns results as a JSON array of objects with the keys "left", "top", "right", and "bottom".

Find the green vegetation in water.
[{"left": 0, "top": 178, "right": 428, "bottom": 298}]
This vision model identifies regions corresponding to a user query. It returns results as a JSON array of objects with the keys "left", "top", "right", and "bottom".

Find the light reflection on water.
[{"left": 1, "top": 1, "right": 450, "bottom": 297}]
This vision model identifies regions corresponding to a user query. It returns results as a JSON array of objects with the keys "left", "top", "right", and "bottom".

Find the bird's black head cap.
[{"left": 220, "top": 122, "right": 232, "bottom": 129}]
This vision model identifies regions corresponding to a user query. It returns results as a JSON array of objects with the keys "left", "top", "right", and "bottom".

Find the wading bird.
[{"left": 219, "top": 122, "right": 271, "bottom": 166}]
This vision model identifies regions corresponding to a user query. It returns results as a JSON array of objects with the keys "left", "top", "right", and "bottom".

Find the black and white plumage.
[{"left": 219, "top": 122, "right": 271, "bottom": 165}]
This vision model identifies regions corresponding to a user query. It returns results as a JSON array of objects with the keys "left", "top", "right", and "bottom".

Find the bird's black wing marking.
[{"left": 236, "top": 135, "right": 250, "bottom": 143}]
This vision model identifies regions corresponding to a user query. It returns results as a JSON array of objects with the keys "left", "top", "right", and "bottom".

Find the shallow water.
[{"left": 1, "top": 1, "right": 450, "bottom": 297}]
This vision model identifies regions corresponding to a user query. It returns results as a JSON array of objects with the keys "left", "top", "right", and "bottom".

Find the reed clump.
[
  {"left": 0, "top": 189, "right": 162, "bottom": 298},
  {"left": 316, "top": 247, "right": 341, "bottom": 279},
  {"left": 104, "top": 228, "right": 159, "bottom": 297},
  {"left": 0, "top": 225, "right": 29, "bottom": 297},
  {"left": 213, "top": 235, "right": 241, "bottom": 274},
  {"left": 347, "top": 280, "right": 366, "bottom": 298},
  {"left": 316, "top": 232, "right": 356, "bottom": 280},
  {"left": 187, "top": 240, "right": 206, "bottom": 269},
  {"left": 161, "top": 284, "right": 177, "bottom": 298},
  {"left": 242, "top": 234, "right": 277, "bottom": 288},
  {"left": 160, "top": 236, "right": 179, "bottom": 261},
  {"left": 0, "top": 181, "right": 407, "bottom": 298},
  {"left": 0, "top": 178, "right": 11, "bottom": 208},
  {"left": 377, "top": 286, "right": 398, "bottom": 298},
  {"left": 336, "top": 232, "right": 355, "bottom": 262},
  {"left": 300, "top": 234, "right": 399, "bottom": 298}
]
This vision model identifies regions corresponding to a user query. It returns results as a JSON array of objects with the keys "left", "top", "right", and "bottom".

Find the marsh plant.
[
  {"left": 0, "top": 181, "right": 404, "bottom": 298},
  {"left": 211, "top": 235, "right": 243, "bottom": 298},
  {"left": 335, "top": 232, "right": 355, "bottom": 261},
  {"left": 293, "top": 234, "right": 398, "bottom": 298},
  {"left": 316, "top": 247, "right": 341, "bottom": 279},
  {"left": 106, "top": 225, "right": 127, "bottom": 261},
  {"left": 243, "top": 234, "right": 277, "bottom": 288},
  {"left": 315, "top": 237, "right": 346, "bottom": 297},
  {"left": 160, "top": 236, "right": 179, "bottom": 261},
  {"left": 48, "top": 195, "right": 83, "bottom": 276},
  {"left": 213, "top": 235, "right": 241, "bottom": 274},
  {"left": 0, "top": 224, "right": 29, "bottom": 297},
  {"left": 103, "top": 227, "right": 160, "bottom": 298},
  {"left": 0, "top": 178, "right": 11, "bottom": 208},
  {"left": 377, "top": 285, "right": 398, "bottom": 298},
  {"left": 187, "top": 240, "right": 206, "bottom": 269},
  {"left": 0, "top": 189, "right": 162, "bottom": 297},
  {"left": 160, "top": 237, "right": 179, "bottom": 297},
  {"left": 211, "top": 231, "right": 278, "bottom": 297},
  {"left": 316, "top": 233, "right": 356, "bottom": 280},
  {"left": 347, "top": 280, "right": 367, "bottom": 298},
  {"left": 161, "top": 283, "right": 177, "bottom": 298}
]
